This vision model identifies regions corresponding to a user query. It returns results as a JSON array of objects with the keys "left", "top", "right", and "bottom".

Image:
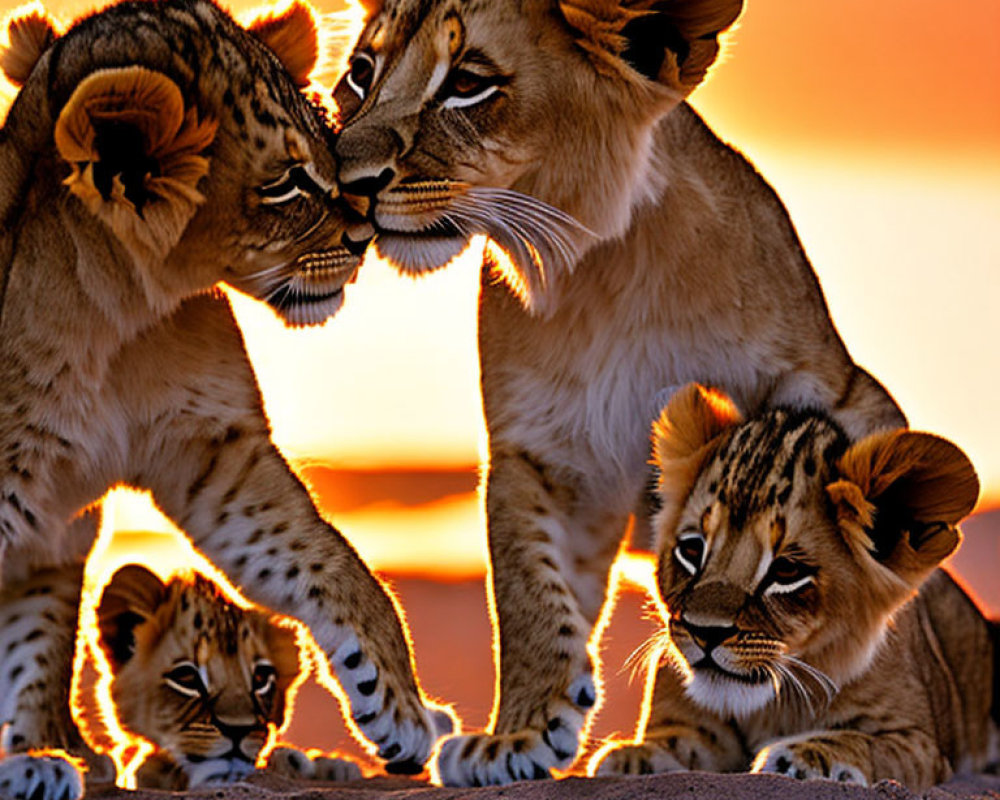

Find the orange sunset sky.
[{"left": 1, "top": 0, "right": 998, "bottom": 578}]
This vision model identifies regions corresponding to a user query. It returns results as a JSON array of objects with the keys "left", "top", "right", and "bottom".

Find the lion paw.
[
  {"left": 331, "top": 633, "right": 454, "bottom": 774},
  {"left": 431, "top": 673, "right": 595, "bottom": 787},
  {"left": 266, "top": 747, "right": 361, "bottom": 782},
  {"left": 0, "top": 754, "right": 84, "bottom": 800},
  {"left": 754, "top": 742, "right": 867, "bottom": 784},
  {"left": 590, "top": 741, "right": 687, "bottom": 776}
]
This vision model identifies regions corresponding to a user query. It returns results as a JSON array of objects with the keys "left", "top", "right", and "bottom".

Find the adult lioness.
[{"left": 332, "top": 0, "right": 906, "bottom": 786}]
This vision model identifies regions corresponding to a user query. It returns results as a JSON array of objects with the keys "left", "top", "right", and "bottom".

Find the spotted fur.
[
  {"left": 330, "top": 0, "right": 905, "bottom": 785},
  {"left": 94, "top": 566, "right": 361, "bottom": 789},
  {"left": 592, "top": 384, "right": 997, "bottom": 790},
  {"left": 0, "top": 2, "right": 448, "bottom": 797}
]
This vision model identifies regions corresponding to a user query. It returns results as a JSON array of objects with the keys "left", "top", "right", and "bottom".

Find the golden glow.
[
  {"left": 225, "top": 242, "right": 486, "bottom": 469},
  {"left": 2, "top": 0, "right": 997, "bottom": 772},
  {"left": 304, "top": 576, "right": 459, "bottom": 771},
  {"left": 584, "top": 553, "right": 689, "bottom": 777},
  {"left": 77, "top": 488, "right": 457, "bottom": 780},
  {"left": 333, "top": 493, "right": 486, "bottom": 578},
  {"left": 71, "top": 488, "right": 317, "bottom": 788},
  {"left": 71, "top": 493, "right": 155, "bottom": 790}
]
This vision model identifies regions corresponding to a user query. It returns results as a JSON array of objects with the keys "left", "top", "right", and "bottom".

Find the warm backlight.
[{"left": 71, "top": 490, "right": 318, "bottom": 788}]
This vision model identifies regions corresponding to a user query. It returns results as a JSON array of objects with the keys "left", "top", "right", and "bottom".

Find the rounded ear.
[
  {"left": 651, "top": 383, "right": 742, "bottom": 520},
  {"left": 247, "top": 0, "right": 318, "bottom": 88},
  {"left": 1, "top": 5, "right": 58, "bottom": 86},
  {"left": 830, "top": 430, "right": 979, "bottom": 580},
  {"left": 54, "top": 66, "right": 217, "bottom": 264},
  {"left": 559, "top": 0, "right": 742, "bottom": 91},
  {"left": 97, "top": 564, "right": 168, "bottom": 671}
]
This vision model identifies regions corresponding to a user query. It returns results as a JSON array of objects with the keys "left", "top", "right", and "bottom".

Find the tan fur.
[
  {"left": 0, "top": 2, "right": 446, "bottom": 797},
  {"left": 0, "top": 8, "right": 56, "bottom": 86},
  {"left": 96, "top": 566, "right": 360, "bottom": 789},
  {"left": 592, "top": 385, "right": 996, "bottom": 790},
  {"left": 330, "top": 0, "right": 906, "bottom": 785},
  {"left": 247, "top": 1, "right": 318, "bottom": 89}
]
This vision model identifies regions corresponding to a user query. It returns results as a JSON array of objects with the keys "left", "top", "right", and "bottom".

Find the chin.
[
  {"left": 374, "top": 233, "right": 470, "bottom": 275},
  {"left": 684, "top": 667, "right": 776, "bottom": 718},
  {"left": 273, "top": 288, "right": 346, "bottom": 327}
]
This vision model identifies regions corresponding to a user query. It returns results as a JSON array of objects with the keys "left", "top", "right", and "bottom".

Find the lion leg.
[
  {"left": 433, "top": 449, "right": 625, "bottom": 786},
  {"left": 590, "top": 659, "right": 743, "bottom": 776},
  {"left": 129, "top": 299, "right": 448, "bottom": 774},
  {"left": 167, "top": 438, "right": 449, "bottom": 772},
  {"left": 0, "top": 521, "right": 115, "bottom": 800}
]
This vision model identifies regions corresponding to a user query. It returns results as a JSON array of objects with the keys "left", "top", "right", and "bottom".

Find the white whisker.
[
  {"left": 445, "top": 189, "right": 593, "bottom": 312},
  {"left": 784, "top": 656, "right": 838, "bottom": 704},
  {"left": 622, "top": 627, "right": 670, "bottom": 685}
]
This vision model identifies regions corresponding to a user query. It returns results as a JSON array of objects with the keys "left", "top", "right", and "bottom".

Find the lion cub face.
[
  {"left": 333, "top": 0, "right": 742, "bottom": 269},
  {"left": 8, "top": 0, "right": 367, "bottom": 326},
  {"left": 97, "top": 566, "right": 301, "bottom": 787},
  {"left": 650, "top": 385, "right": 978, "bottom": 718}
]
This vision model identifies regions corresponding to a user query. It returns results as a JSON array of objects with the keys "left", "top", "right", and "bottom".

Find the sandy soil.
[{"left": 85, "top": 769, "right": 1000, "bottom": 800}]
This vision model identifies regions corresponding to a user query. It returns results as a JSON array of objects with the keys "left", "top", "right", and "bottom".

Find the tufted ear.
[
  {"left": 828, "top": 430, "right": 979, "bottom": 583},
  {"left": 1, "top": 5, "right": 58, "bottom": 86},
  {"left": 97, "top": 564, "right": 168, "bottom": 671},
  {"left": 651, "top": 383, "right": 742, "bottom": 523},
  {"left": 262, "top": 616, "right": 303, "bottom": 727},
  {"left": 247, "top": 0, "right": 319, "bottom": 88},
  {"left": 54, "top": 66, "right": 217, "bottom": 266},
  {"left": 558, "top": 0, "right": 742, "bottom": 91}
]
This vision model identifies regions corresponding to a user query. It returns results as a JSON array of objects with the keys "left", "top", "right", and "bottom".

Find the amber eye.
[
  {"left": 673, "top": 533, "right": 706, "bottom": 575},
  {"left": 764, "top": 557, "right": 816, "bottom": 594},
  {"left": 252, "top": 662, "right": 277, "bottom": 695},
  {"left": 164, "top": 662, "right": 205, "bottom": 697},
  {"left": 450, "top": 70, "right": 485, "bottom": 96},
  {"left": 346, "top": 53, "right": 375, "bottom": 99},
  {"left": 442, "top": 68, "right": 504, "bottom": 109}
]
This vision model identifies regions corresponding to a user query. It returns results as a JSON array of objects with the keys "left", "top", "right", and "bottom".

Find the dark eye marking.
[
  {"left": 257, "top": 164, "right": 329, "bottom": 205},
  {"left": 164, "top": 661, "right": 206, "bottom": 697},
  {"left": 439, "top": 49, "right": 509, "bottom": 109},
  {"left": 673, "top": 531, "right": 706, "bottom": 575},
  {"left": 346, "top": 52, "right": 375, "bottom": 99},
  {"left": 252, "top": 660, "right": 278, "bottom": 695},
  {"left": 763, "top": 556, "right": 817, "bottom": 595}
]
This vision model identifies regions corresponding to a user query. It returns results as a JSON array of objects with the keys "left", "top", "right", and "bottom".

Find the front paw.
[
  {"left": 753, "top": 742, "right": 867, "bottom": 784},
  {"left": 431, "top": 676, "right": 594, "bottom": 787},
  {"left": 0, "top": 754, "right": 84, "bottom": 800},
  {"left": 266, "top": 747, "right": 362, "bottom": 782},
  {"left": 590, "top": 741, "right": 686, "bottom": 776},
  {"left": 433, "top": 732, "right": 554, "bottom": 786},
  {"left": 331, "top": 634, "right": 456, "bottom": 774}
]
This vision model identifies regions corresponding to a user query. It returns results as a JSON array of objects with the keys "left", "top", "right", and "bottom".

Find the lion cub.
[
  {"left": 332, "top": 0, "right": 909, "bottom": 783},
  {"left": 96, "top": 565, "right": 361, "bottom": 789},
  {"left": 593, "top": 384, "right": 997, "bottom": 790}
]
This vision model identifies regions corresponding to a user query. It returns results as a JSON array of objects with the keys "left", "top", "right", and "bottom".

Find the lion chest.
[{"left": 482, "top": 246, "right": 789, "bottom": 505}]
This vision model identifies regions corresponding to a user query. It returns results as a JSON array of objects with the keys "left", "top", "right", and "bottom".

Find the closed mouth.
[
  {"left": 692, "top": 657, "right": 770, "bottom": 686},
  {"left": 264, "top": 247, "right": 360, "bottom": 327}
]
